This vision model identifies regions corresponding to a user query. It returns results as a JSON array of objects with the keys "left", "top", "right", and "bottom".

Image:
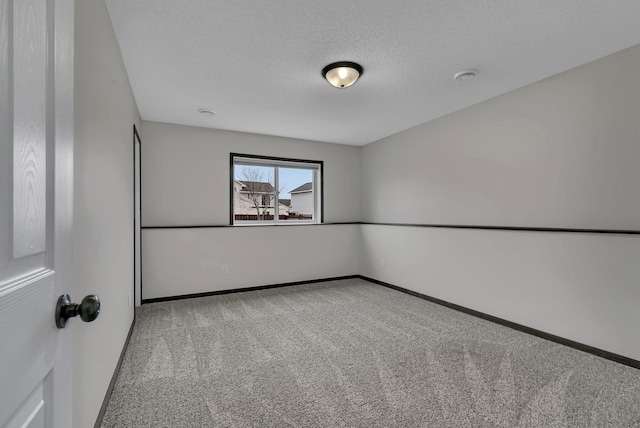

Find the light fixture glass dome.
[{"left": 322, "top": 62, "right": 363, "bottom": 88}]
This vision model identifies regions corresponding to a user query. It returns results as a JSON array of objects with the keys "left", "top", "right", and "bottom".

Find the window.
[{"left": 231, "top": 153, "right": 323, "bottom": 225}]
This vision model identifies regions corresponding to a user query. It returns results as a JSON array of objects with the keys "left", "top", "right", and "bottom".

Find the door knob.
[{"left": 55, "top": 294, "right": 101, "bottom": 328}]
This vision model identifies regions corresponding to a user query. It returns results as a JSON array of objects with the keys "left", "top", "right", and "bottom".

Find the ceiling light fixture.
[
  {"left": 454, "top": 69, "right": 478, "bottom": 81},
  {"left": 198, "top": 108, "right": 215, "bottom": 117},
  {"left": 322, "top": 61, "right": 363, "bottom": 89}
]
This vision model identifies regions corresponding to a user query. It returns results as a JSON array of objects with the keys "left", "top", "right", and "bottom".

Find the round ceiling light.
[
  {"left": 454, "top": 69, "right": 478, "bottom": 81},
  {"left": 322, "top": 61, "right": 363, "bottom": 89}
]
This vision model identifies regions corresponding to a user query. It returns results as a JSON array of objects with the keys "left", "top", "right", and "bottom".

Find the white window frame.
[{"left": 231, "top": 153, "right": 323, "bottom": 225}]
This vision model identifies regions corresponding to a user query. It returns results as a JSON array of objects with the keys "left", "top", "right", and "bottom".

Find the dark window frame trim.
[{"left": 230, "top": 153, "right": 324, "bottom": 225}]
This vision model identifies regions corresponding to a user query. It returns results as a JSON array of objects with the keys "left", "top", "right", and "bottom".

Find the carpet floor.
[{"left": 101, "top": 278, "right": 640, "bottom": 427}]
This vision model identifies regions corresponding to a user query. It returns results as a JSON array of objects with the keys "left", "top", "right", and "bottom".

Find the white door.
[{"left": 0, "top": 0, "right": 75, "bottom": 426}]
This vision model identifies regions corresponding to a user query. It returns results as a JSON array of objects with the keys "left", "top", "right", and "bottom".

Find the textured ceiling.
[{"left": 105, "top": 1, "right": 640, "bottom": 145}]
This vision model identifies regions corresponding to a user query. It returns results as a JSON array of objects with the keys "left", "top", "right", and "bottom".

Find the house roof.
[
  {"left": 238, "top": 181, "right": 274, "bottom": 193},
  {"left": 279, "top": 199, "right": 291, "bottom": 206},
  {"left": 290, "top": 182, "right": 312, "bottom": 194}
]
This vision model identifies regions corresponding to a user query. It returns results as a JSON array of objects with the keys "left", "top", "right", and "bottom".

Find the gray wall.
[
  {"left": 74, "top": 0, "right": 140, "bottom": 426},
  {"left": 360, "top": 45, "right": 640, "bottom": 360},
  {"left": 141, "top": 122, "right": 361, "bottom": 299},
  {"left": 143, "top": 226, "right": 359, "bottom": 299}
]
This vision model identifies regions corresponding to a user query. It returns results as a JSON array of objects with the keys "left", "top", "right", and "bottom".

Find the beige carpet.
[{"left": 102, "top": 278, "right": 640, "bottom": 427}]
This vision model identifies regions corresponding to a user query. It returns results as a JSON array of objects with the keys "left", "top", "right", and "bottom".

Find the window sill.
[{"left": 233, "top": 221, "right": 319, "bottom": 226}]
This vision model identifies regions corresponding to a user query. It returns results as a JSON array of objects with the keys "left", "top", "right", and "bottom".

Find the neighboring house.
[
  {"left": 290, "top": 182, "right": 313, "bottom": 215},
  {"left": 234, "top": 182, "right": 291, "bottom": 216},
  {"left": 233, "top": 180, "right": 275, "bottom": 215},
  {"left": 279, "top": 199, "right": 291, "bottom": 216}
]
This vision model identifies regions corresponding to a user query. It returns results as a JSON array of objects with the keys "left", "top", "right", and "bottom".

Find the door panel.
[
  {"left": 0, "top": 270, "right": 56, "bottom": 425},
  {"left": 0, "top": 0, "right": 47, "bottom": 283},
  {"left": 13, "top": 0, "right": 47, "bottom": 259},
  {"left": 0, "top": 0, "right": 74, "bottom": 426},
  {"left": 3, "top": 381, "right": 45, "bottom": 428}
]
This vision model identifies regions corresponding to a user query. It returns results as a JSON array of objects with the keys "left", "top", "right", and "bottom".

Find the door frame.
[{"left": 133, "top": 125, "right": 142, "bottom": 307}]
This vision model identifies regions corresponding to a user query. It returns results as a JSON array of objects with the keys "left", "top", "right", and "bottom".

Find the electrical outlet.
[
  {"left": 380, "top": 259, "right": 386, "bottom": 268},
  {"left": 221, "top": 264, "right": 228, "bottom": 274},
  {"left": 128, "top": 293, "right": 132, "bottom": 307}
]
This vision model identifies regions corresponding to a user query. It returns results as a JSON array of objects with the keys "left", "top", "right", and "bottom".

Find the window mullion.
[{"left": 274, "top": 167, "right": 280, "bottom": 224}]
